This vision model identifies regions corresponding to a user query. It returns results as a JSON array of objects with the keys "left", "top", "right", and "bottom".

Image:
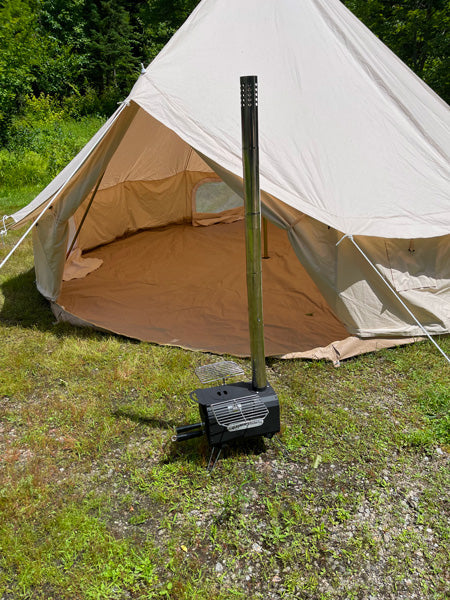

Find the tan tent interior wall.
[{"left": 72, "top": 108, "right": 213, "bottom": 250}]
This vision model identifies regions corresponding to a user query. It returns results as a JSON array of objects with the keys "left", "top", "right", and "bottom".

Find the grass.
[{"left": 0, "top": 189, "right": 449, "bottom": 599}]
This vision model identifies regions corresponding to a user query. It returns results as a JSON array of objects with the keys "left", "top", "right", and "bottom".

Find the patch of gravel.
[{"left": 74, "top": 431, "right": 449, "bottom": 600}]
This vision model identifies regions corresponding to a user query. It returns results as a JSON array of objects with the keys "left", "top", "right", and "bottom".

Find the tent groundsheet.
[{"left": 54, "top": 219, "right": 420, "bottom": 361}]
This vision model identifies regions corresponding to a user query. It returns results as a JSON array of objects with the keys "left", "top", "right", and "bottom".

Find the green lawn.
[{"left": 0, "top": 191, "right": 449, "bottom": 599}]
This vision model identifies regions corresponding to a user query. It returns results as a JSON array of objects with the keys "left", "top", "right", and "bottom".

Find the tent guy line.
[{"left": 337, "top": 234, "right": 449, "bottom": 364}]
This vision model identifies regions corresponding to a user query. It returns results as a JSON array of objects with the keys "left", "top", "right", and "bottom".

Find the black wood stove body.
[
  {"left": 172, "top": 362, "right": 280, "bottom": 469},
  {"left": 193, "top": 381, "right": 280, "bottom": 447}
]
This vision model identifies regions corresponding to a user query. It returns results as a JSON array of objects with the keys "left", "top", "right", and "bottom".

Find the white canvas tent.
[{"left": 4, "top": 0, "right": 450, "bottom": 362}]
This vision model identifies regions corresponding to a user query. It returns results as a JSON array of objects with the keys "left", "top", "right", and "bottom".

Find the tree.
[
  {"left": 137, "top": 0, "right": 201, "bottom": 65},
  {"left": 0, "top": 0, "right": 42, "bottom": 137},
  {"left": 83, "top": 0, "right": 137, "bottom": 93}
]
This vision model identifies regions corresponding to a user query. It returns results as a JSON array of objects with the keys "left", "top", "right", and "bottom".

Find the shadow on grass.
[
  {"left": 113, "top": 404, "right": 270, "bottom": 467},
  {"left": 0, "top": 267, "right": 55, "bottom": 330},
  {"left": 167, "top": 434, "right": 269, "bottom": 468},
  {"left": 0, "top": 267, "right": 141, "bottom": 345},
  {"left": 113, "top": 408, "right": 178, "bottom": 430}
]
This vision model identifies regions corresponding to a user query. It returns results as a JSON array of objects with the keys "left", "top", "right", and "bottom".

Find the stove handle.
[{"left": 172, "top": 422, "right": 204, "bottom": 442}]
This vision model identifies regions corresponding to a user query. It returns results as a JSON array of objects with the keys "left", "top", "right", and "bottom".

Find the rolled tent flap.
[{"left": 31, "top": 102, "right": 140, "bottom": 300}]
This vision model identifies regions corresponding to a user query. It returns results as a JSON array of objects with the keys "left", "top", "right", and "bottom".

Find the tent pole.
[
  {"left": 66, "top": 170, "right": 106, "bottom": 259},
  {"left": 241, "top": 75, "right": 267, "bottom": 392},
  {"left": 262, "top": 217, "right": 269, "bottom": 259}
]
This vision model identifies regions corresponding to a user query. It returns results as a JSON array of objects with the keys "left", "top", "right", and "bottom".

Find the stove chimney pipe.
[{"left": 241, "top": 75, "right": 267, "bottom": 392}]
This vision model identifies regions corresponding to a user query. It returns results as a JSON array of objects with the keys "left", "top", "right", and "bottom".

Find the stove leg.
[
  {"left": 207, "top": 447, "right": 222, "bottom": 471},
  {"left": 271, "top": 435, "right": 290, "bottom": 458}
]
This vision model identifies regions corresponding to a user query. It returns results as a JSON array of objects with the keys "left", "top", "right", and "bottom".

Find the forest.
[{"left": 0, "top": 0, "right": 449, "bottom": 191}]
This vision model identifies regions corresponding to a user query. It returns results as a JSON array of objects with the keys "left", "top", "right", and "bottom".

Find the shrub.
[
  {"left": 0, "top": 149, "right": 49, "bottom": 187},
  {"left": 1, "top": 94, "right": 105, "bottom": 189}
]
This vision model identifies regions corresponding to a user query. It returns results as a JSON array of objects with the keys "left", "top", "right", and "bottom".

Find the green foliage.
[
  {"left": 417, "top": 383, "right": 450, "bottom": 445},
  {"left": 0, "top": 0, "right": 41, "bottom": 136},
  {"left": 0, "top": 95, "right": 104, "bottom": 189},
  {"left": 0, "top": 501, "right": 159, "bottom": 598},
  {"left": 0, "top": 148, "right": 47, "bottom": 187},
  {"left": 0, "top": 0, "right": 86, "bottom": 140},
  {"left": 0, "top": 0, "right": 203, "bottom": 138},
  {"left": 84, "top": 1, "right": 137, "bottom": 92}
]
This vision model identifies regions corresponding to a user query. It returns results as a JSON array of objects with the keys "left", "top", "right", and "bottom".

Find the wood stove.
[{"left": 172, "top": 76, "right": 280, "bottom": 469}]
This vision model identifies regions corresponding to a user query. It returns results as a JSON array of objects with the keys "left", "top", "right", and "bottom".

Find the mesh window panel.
[{"left": 196, "top": 181, "right": 243, "bottom": 213}]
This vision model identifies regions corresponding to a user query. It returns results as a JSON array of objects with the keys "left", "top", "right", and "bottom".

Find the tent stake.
[{"left": 66, "top": 170, "right": 106, "bottom": 259}]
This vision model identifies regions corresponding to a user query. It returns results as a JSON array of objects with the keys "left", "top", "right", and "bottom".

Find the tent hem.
[{"left": 50, "top": 301, "right": 425, "bottom": 362}]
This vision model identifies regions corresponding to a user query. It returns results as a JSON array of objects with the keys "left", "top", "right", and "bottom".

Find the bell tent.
[{"left": 4, "top": 0, "right": 450, "bottom": 362}]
